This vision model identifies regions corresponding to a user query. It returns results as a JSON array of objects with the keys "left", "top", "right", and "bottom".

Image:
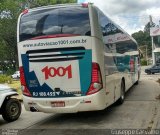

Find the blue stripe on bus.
[{"left": 78, "top": 50, "right": 92, "bottom": 96}]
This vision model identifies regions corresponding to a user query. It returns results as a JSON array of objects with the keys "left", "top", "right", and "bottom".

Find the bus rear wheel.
[{"left": 116, "top": 81, "right": 125, "bottom": 105}]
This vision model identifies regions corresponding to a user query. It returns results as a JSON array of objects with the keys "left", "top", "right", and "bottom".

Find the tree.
[
  {"left": 27, "top": 0, "right": 77, "bottom": 8},
  {"left": 144, "top": 22, "right": 155, "bottom": 34},
  {"left": 0, "top": 0, "right": 22, "bottom": 71},
  {"left": 0, "top": 0, "right": 77, "bottom": 72},
  {"left": 132, "top": 22, "right": 153, "bottom": 57}
]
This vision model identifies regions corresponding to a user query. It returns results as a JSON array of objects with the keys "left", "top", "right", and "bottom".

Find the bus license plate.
[{"left": 51, "top": 101, "right": 65, "bottom": 107}]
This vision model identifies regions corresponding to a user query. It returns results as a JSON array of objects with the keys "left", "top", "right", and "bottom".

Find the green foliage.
[
  {"left": 0, "top": 75, "right": 12, "bottom": 84},
  {"left": 0, "top": 41, "right": 8, "bottom": 62},
  {"left": 132, "top": 30, "right": 152, "bottom": 57},
  {"left": 141, "top": 59, "right": 147, "bottom": 66},
  {"left": 132, "top": 21, "right": 157, "bottom": 58},
  {"left": 144, "top": 22, "right": 155, "bottom": 34},
  {"left": 27, "top": 0, "right": 77, "bottom": 7},
  {"left": 0, "top": 0, "right": 77, "bottom": 72},
  {"left": 0, "top": 0, "right": 22, "bottom": 71},
  {"left": 5, "top": 68, "right": 15, "bottom": 76}
]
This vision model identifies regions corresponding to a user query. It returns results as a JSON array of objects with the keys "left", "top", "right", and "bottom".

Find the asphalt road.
[{"left": 0, "top": 68, "right": 160, "bottom": 135}]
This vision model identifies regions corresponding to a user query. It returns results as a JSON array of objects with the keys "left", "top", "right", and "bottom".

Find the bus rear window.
[{"left": 19, "top": 6, "right": 91, "bottom": 42}]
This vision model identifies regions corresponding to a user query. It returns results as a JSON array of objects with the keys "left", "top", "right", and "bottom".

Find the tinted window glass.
[
  {"left": 116, "top": 41, "right": 138, "bottom": 54},
  {"left": 98, "top": 10, "right": 121, "bottom": 38},
  {"left": 19, "top": 6, "right": 91, "bottom": 41},
  {"left": 153, "top": 35, "right": 160, "bottom": 48}
]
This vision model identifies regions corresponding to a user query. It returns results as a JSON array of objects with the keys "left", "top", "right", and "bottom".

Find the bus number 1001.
[{"left": 42, "top": 65, "right": 72, "bottom": 80}]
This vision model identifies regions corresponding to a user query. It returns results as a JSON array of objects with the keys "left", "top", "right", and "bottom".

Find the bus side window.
[
  {"left": 97, "top": 9, "right": 110, "bottom": 38},
  {"left": 97, "top": 9, "right": 117, "bottom": 75}
]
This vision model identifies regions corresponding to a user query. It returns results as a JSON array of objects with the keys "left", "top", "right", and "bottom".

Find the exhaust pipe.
[{"left": 30, "top": 107, "right": 39, "bottom": 112}]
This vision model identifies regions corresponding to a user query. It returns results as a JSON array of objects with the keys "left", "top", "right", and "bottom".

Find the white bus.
[{"left": 17, "top": 3, "right": 140, "bottom": 113}]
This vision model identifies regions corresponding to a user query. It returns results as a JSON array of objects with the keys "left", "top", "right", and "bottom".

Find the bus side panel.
[
  {"left": 89, "top": 6, "right": 110, "bottom": 106},
  {"left": 96, "top": 7, "right": 139, "bottom": 103}
]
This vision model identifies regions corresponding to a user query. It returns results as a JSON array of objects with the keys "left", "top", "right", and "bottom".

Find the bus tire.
[
  {"left": 116, "top": 80, "right": 125, "bottom": 105},
  {"left": 2, "top": 98, "right": 21, "bottom": 122}
]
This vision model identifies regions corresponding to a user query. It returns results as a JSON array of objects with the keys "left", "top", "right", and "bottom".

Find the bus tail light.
[
  {"left": 22, "top": 9, "right": 28, "bottom": 15},
  {"left": 82, "top": 3, "right": 88, "bottom": 8},
  {"left": 19, "top": 66, "right": 31, "bottom": 97},
  {"left": 87, "top": 63, "right": 103, "bottom": 95}
]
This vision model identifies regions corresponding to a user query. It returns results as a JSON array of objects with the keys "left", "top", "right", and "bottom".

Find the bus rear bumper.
[{"left": 23, "top": 90, "right": 106, "bottom": 113}]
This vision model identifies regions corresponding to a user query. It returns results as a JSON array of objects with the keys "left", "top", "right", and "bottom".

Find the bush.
[
  {"left": 5, "top": 68, "right": 15, "bottom": 76},
  {"left": 0, "top": 75, "right": 12, "bottom": 84},
  {"left": 141, "top": 59, "right": 147, "bottom": 66}
]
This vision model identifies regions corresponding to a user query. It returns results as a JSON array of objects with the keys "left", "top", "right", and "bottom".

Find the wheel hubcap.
[{"left": 9, "top": 103, "right": 19, "bottom": 116}]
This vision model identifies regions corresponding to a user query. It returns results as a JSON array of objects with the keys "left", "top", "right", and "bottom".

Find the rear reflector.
[
  {"left": 22, "top": 86, "right": 32, "bottom": 97},
  {"left": 87, "top": 63, "right": 103, "bottom": 95}
]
